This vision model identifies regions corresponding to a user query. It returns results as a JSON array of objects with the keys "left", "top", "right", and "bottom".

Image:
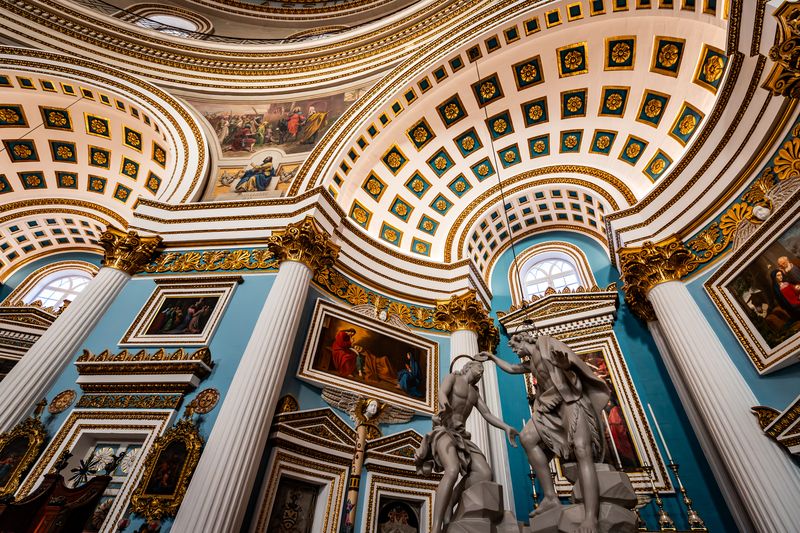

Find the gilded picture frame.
[
  {"left": 298, "top": 299, "right": 439, "bottom": 415},
  {"left": 120, "top": 276, "right": 240, "bottom": 346},
  {"left": 0, "top": 417, "right": 46, "bottom": 498},
  {"left": 705, "top": 208, "right": 800, "bottom": 374},
  {"left": 129, "top": 418, "right": 203, "bottom": 520}
]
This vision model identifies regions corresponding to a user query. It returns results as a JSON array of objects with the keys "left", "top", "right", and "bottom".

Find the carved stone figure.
[
  {"left": 414, "top": 358, "right": 518, "bottom": 533},
  {"left": 479, "top": 332, "right": 613, "bottom": 533}
]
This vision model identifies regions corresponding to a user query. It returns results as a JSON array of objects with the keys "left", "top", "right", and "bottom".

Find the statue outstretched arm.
[
  {"left": 476, "top": 395, "right": 518, "bottom": 447},
  {"left": 476, "top": 351, "right": 528, "bottom": 375}
]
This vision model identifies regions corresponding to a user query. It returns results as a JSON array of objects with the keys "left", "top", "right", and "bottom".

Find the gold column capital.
[
  {"left": 764, "top": 1, "right": 800, "bottom": 98},
  {"left": 266, "top": 216, "right": 340, "bottom": 274},
  {"left": 434, "top": 290, "right": 499, "bottom": 352},
  {"left": 618, "top": 237, "right": 697, "bottom": 321},
  {"left": 99, "top": 226, "right": 162, "bottom": 275}
]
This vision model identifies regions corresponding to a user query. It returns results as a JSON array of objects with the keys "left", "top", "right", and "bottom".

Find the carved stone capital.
[
  {"left": 764, "top": 1, "right": 800, "bottom": 98},
  {"left": 434, "top": 290, "right": 499, "bottom": 352},
  {"left": 618, "top": 238, "right": 697, "bottom": 321},
  {"left": 99, "top": 226, "right": 162, "bottom": 275},
  {"left": 266, "top": 216, "right": 339, "bottom": 273}
]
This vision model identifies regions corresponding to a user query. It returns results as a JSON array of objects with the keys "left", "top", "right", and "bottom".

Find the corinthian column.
[
  {"left": 172, "top": 216, "right": 339, "bottom": 533},
  {"left": 620, "top": 239, "right": 800, "bottom": 533},
  {"left": 0, "top": 227, "right": 160, "bottom": 431},
  {"left": 435, "top": 291, "right": 514, "bottom": 512}
]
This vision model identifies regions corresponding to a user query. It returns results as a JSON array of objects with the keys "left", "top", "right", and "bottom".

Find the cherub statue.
[
  {"left": 478, "top": 332, "right": 610, "bottom": 533},
  {"left": 414, "top": 357, "right": 518, "bottom": 533}
]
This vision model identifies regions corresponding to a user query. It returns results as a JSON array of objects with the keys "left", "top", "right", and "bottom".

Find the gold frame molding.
[{"left": 0, "top": 415, "right": 46, "bottom": 498}]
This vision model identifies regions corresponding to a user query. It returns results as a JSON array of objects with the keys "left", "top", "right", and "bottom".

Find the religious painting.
[
  {"left": 299, "top": 299, "right": 438, "bottom": 414},
  {"left": 120, "top": 277, "right": 240, "bottom": 346},
  {"left": 189, "top": 85, "right": 369, "bottom": 157},
  {"left": 201, "top": 159, "right": 300, "bottom": 201},
  {"left": 707, "top": 211, "right": 800, "bottom": 373},
  {"left": 130, "top": 419, "right": 202, "bottom": 520},
  {"left": 266, "top": 476, "right": 320, "bottom": 533},
  {"left": 0, "top": 417, "right": 46, "bottom": 498},
  {"left": 376, "top": 496, "right": 422, "bottom": 533}
]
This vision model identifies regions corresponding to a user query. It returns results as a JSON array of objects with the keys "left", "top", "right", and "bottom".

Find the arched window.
[
  {"left": 522, "top": 256, "right": 581, "bottom": 298},
  {"left": 26, "top": 272, "right": 91, "bottom": 308}
]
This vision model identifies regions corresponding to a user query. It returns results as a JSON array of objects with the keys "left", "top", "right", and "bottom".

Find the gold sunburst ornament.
[
  {"left": 411, "top": 178, "right": 424, "bottom": 192},
  {"left": 529, "top": 105, "right": 543, "bottom": 121},
  {"left": 611, "top": 42, "right": 631, "bottom": 63},
  {"left": 444, "top": 103, "right": 460, "bottom": 120},
  {"left": 480, "top": 81, "right": 496, "bottom": 100},
  {"left": 493, "top": 119, "right": 507, "bottom": 133},
  {"left": 461, "top": 137, "right": 475, "bottom": 151},
  {"left": 626, "top": 144, "right": 641, "bottom": 158},
  {"left": 386, "top": 153, "right": 402, "bottom": 169},
  {"left": 412, "top": 127, "right": 428, "bottom": 143},
  {"left": 533, "top": 140, "right": 546, "bottom": 153},
  {"left": 567, "top": 96, "right": 583, "bottom": 112},
  {"left": 679, "top": 115, "right": 697, "bottom": 135},
  {"left": 395, "top": 203, "right": 408, "bottom": 216},
  {"left": 658, "top": 44, "right": 680, "bottom": 68},
  {"left": 0, "top": 108, "right": 19, "bottom": 122},
  {"left": 597, "top": 136, "right": 611, "bottom": 149},
  {"left": 477, "top": 164, "right": 489, "bottom": 176},
  {"left": 434, "top": 156, "right": 447, "bottom": 170},
  {"left": 422, "top": 220, "right": 434, "bottom": 231},
  {"left": 644, "top": 99, "right": 662, "bottom": 118},
  {"left": 606, "top": 94, "right": 623, "bottom": 111},
  {"left": 520, "top": 63, "right": 538, "bottom": 82},
  {"left": 703, "top": 55, "right": 725, "bottom": 82},
  {"left": 504, "top": 151, "right": 516, "bottom": 163},
  {"left": 564, "top": 135, "right": 578, "bottom": 148},
  {"left": 384, "top": 228, "right": 397, "bottom": 241},
  {"left": 564, "top": 50, "right": 583, "bottom": 70},
  {"left": 366, "top": 178, "right": 382, "bottom": 195},
  {"left": 455, "top": 181, "right": 466, "bottom": 192}
]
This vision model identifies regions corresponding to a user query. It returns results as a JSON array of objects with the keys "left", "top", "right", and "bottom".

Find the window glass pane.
[
  {"left": 29, "top": 273, "right": 92, "bottom": 308},
  {"left": 523, "top": 257, "right": 581, "bottom": 298}
]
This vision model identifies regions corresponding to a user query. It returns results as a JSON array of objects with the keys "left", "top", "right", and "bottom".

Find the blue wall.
[
  {"left": 0, "top": 251, "right": 102, "bottom": 301},
  {"left": 488, "top": 231, "right": 735, "bottom": 531}
]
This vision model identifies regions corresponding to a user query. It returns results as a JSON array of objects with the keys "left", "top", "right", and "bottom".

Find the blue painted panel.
[{"left": 489, "top": 231, "right": 735, "bottom": 531}]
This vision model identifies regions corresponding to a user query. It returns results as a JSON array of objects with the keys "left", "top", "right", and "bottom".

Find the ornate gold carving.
[
  {"left": 76, "top": 394, "right": 183, "bottom": 410},
  {"left": 266, "top": 216, "right": 339, "bottom": 273},
  {"left": 277, "top": 394, "right": 299, "bottom": 413},
  {"left": 129, "top": 418, "right": 203, "bottom": 520},
  {"left": 764, "top": 1, "right": 800, "bottom": 97},
  {"left": 752, "top": 406, "right": 780, "bottom": 430},
  {"left": 142, "top": 248, "right": 277, "bottom": 274},
  {"left": 48, "top": 390, "right": 76, "bottom": 414},
  {"left": 99, "top": 226, "right": 161, "bottom": 275},
  {"left": 184, "top": 388, "right": 219, "bottom": 417},
  {"left": 434, "top": 290, "right": 499, "bottom": 352},
  {"left": 618, "top": 238, "right": 698, "bottom": 321},
  {"left": 76, "top": 347, "right": 211, "bottom": 366},
  {"left": 0, "top": 411, "right": 47, "bottom": 497}
]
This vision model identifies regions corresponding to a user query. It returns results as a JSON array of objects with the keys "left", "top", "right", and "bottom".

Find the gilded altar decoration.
[
  {"left": 183, "top": 388, "right": 219, "bottom": 418},
  {"left": 75, "top": 394, "right": 183, "bottom": 410},
  {"left": 142, "top": 248, "right": 277, "bottom": 274},
  {"left": 434, "top": 290, "right": 499, "bottom": 352},
  {"left": 99, "top": 226, "right": 162, "bottom": 275},
  {"left": 48, "top": 390, "right": 76, "bottom": 415},
  {"left": 764, "top": 1, "right": 800, "bottom": 97},
  {"left": 752, "top": 396, "right": 800, "bottom": 455},
  {"left": 299, "top": 299, "right": 438, "bottom": 414},
  {"left": 129, "top": 418, "right": 203, "bottom": 520},
  {"left": 0, "top": 407, "right": 47, "bottom": 497},
  {"left": 266, "top": 216, "right": 340, "bottom": 274},
  {"left": 619, "top": 238, "right": 698, "bottom": 321}
]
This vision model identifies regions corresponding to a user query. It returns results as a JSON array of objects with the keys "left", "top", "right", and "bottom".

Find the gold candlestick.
[
  {"left": 645, "top": 464, "right": 676, "bottom": 531},
  {"left": 668, "top": 462, "right": 707, "bottom": 531}
]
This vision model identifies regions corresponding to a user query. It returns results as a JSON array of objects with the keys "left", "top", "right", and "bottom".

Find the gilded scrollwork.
[
  {"left": 433, "top": 290, "right": 499, "bottom": 352},
  {"left": 141, "top": 248, "right": 277, "bottom": 274},
  {"left": 99, "top": 226, "right": 162, "bottom": 275},
  {"left": 0, "top": 410, "right": 47, "bottom": 498},
  {"left": 764, "top": 1, "right": 800, "bottom": 98},
  {"left": 75, "top": 394, "right": 183, "bottom": 410},
  {"left": 266, "top": 216, "right": 340, "bottom": 274}
]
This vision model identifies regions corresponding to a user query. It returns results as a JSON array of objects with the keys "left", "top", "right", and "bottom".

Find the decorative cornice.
[
  {"left": 99, "top": 226, "right": 162, "bottom": 275},
  {"left": 266, "top": 216, "right": 340, "bottom": 274},
  {"left": 752, "top": 395, "right": 800, "bottom": 455},
  {"left": 764, "top": 1, "right": 800, "bottom": 98},
  {"left": 618, "top": 238, "right": 698, "bottom": 321},
  {"left": 141, "top": 248, "right": 277, "bottom": 274},
  {"left": 433, "top": 290, "right": 499, "bottom": 352}
]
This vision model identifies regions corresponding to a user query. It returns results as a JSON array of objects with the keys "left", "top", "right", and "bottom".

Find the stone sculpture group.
[{"left": 415, "top": 331, "right": 637, "bottom": 533}]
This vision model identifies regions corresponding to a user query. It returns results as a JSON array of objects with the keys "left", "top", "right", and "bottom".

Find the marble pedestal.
[{"left": 447, "top": 481, "right": 521, "bottom": 533}]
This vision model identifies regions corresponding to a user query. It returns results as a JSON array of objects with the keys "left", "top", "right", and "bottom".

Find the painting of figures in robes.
[
  {"left": 376, "top": 497, "right": 422, "bottom": 533},
  {"left": 299, "top": 299, "right": 438, "bottom": 414},
  {"left": 202, "top": 160, "right": 299, "bottom": 201},
  {"left": 188, "top": 86, "right": 369, "bottom": 158}
]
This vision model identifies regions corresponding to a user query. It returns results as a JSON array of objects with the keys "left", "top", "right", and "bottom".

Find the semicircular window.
[{"left": 522, "top": 257, "right": 581, "bottom": 298}]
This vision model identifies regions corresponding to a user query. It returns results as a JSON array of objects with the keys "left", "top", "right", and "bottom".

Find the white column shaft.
[
  {"left": 649, "top": 281, "right": 800, "bottom": 533},
  {"left": 172, "top": 260, "right": 312, "bottom": 533},
  {"left": 0, "top": 267, "right": 130, "bottom": 431},
  {"left": 482, "top": 362, "right": 515, "bottom": 512},
  {"left": 450, "top": 329, "right": 492, "bottom": 469}
]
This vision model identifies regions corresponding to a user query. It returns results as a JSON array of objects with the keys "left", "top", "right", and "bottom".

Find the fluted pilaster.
[
  {"left": 0, "top": 227, "right": 159, "bottom": 431},
  {"left": 172, "top": 217, "right": 338, "bottom": 532}
]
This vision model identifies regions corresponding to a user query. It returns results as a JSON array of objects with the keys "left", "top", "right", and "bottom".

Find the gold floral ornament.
[
  {"left": 649, "top": 158, "right": 666, "bottom": 174},
  {"left": 415, "top": 242, "right": 427, "bottom": 253},
  {"left": 116, "top": 188, "right": 129, "bottom": 200},
  {"left": 529, "top": 105, "right": 543, "bottom": 121},
  {"left": 644, "top": 99, "right": 663, "bottom": 118},
  {"left": 567, "top": 96, "right": 583, "bottom": 112},
  {"left": 147, "top": 176, "right": 159, "bottom": 190},
  {"left": 366, "top": 178, "right": 382, "bottom": 195},
  {"left": 183, "top": 388, "right": 219, "bottom": 418},
  {"left": 597, "top": 136, "right": 611, "bottom": 149},
  {"left": 564, "top": 135, "right": 578, "bottom": 148},
  {"left": 626, "top": 143, "right": 641, "bottom": 158},
  {"left": 412, "top": 127, "right": 428, "bottom": 143},
  {"left": 564, "top": 50, "right": 584, "bottom": 70},
  {"left": 703, "top": 55, "right": 725, "bottom": 82},
  {"left": 454, "top": 181, "right": 466, "bottom": 192},
  {"left": 386, "top": 152, "right": 402, "bottom": 169},
  {"left": 504, "top": 151, "right": 516, "bottom": 163},
  {"left": 384, "top": 228, "right": 397, "bottom": 241},
  {"left": 422, "top": 220, "right": 434, "bottom": 231},
  {"left": 742, "top": 168, "right": 775, "bottom": 206},
  {"left": 444, "top": 103, "right": 460, "bottom": 120},
  {"left": 611, "top": 42, "right": 631, "bottom": 63},
  {"left": 687, "top": 223, "right": 722, "bottom": 254},
  {"left": 520, "top": 63, "right": 538, "bottom": 82},
  {"left": 434, "top": 290, "right": 499, "bottom": 352},
  {"left": 266, "top": 216, "right": 340, "bottom": 274},
  {"left": 434, "top": 156, "right": 448, "bottom": 170},
  {"left": 61, "top": 174, "right": 75, "bottom": 187},
  {"left": 126, "top": 131, "right": 141, "bottom": 147},
  {"left": 100, "top": 226, "right": 162, "bottom": 275},
  {"left": 461, "top": 137, "right": 475, "bottom": 151},
  {"left": 719, "top": 203, "right": 754, "bottom": 238},
  {"left": 477, "top": 164, "right": 490, "bottom": 176},
  {"left": 0, "top": 108, "right": 19, "bottom": 122},
  {"left": 605, "top": 93, "right": 623, "bottom": 111},
  {"left": 154, "top": 146, "right": 166, "bottom": 165},
  {"left": 25, "top": 174, "right": 41, "bottom": 187},
  {"left": 48, "top": 111, "right": 67, "bottom": 126},
  {"left": 679, "top": 114, "right": 697, "bottom": 135},
  {"left": 90, "top": 118, "right": 107, "bottom": 134},
  {"left": 353, "top": 207, "right": 368, "bottom": 224},
  {"left": 92, "top": 151, "right": 107, "bottom": 165},
  {"left": 56, "top": 146, "right": 73, "bottom": 158},
  {"left": 13, "top": 145, "right": 31, "bottom": 158},
  {"left": 493, "top": 119, "right": 507, "bottom": 133},
  {"left": 764, "top": 1, "right": 800, "bottom": 97},
  {"left": 533, "top": 140, "right": 546, "bottom": 153},
  {"left": 48, "top": 390, "right": 76, "bottom": 414},
  {"left": 658, "top": 44, "right": 680, "bottom": 68},
  {"left": 773, "top": 137, "right": 800, "bottom": 180},
  {"left": 435, "top": 199, "right": 448, "bottom": 211},
  {"left": 124, "top": 162, "right": 137, "bottom": 175},
  {"left": 480, "top": 81, "right": 496, "bottom": 100},
  {"left": 90, "top": 179, "right": 104, "bottom": 191},
  {"left": 410, "top": 178, "right": 424, "bottom": 192},
  {"left": 395, "top": 203, "right": 408, "bottom": 216}
]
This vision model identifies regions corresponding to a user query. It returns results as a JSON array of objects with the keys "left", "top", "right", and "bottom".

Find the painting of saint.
[
  {"left": 203, "top": 161, "right": 299, "bottom": 201},
  {"left": 579, "top": 351, "right": 641, "bottom": 470},
  {"left": 310, "top": 316, "right": 428, "bottom": 401},
  {"left": 144, "top": 296, "right": 220, "bottom": 336},
  {"left": 729, "top": 218, "right": 800, "bottom": 348},
  {"left": 0, "top": 435, "right": 29, "bottom": 490},
  {"left": 377, "top": 497, "right": 421, "bottom": 533},
  {"left": 266, "top": 477, "right": 319, "bottom": 533},
  {"left": 143, "top": 441, "right": 187, "bottom": 496}
]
